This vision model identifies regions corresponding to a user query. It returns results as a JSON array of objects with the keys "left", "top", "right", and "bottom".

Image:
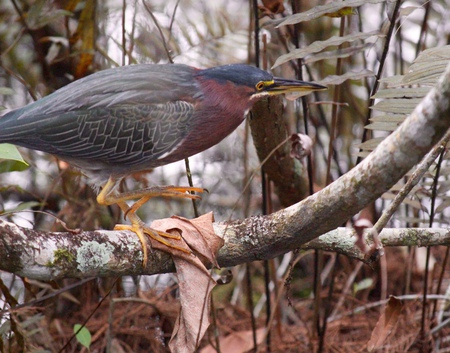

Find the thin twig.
[
  {"left": 421, "top": 133, "right": 446, "bottom": 344},
  {"left": 121, "top": 0, "right": 127, "bottom": 66},
  {"left": 373, "top": 131, "right": 450, "bottom": 235},
  {"left": 0, "top": 60, "right": 38, "bottom": 101},
  {"left": 329, "top": 294, "right": 450, "bottom": 322},
  {"left": 325, "top": 16, "right": 345, "bottom": 185},
  {"left": 358, "top": 0, "right": 403, "bottom": 165},
  {"left": 251, "top": 0, "right": 261, "bottom": 350},
  {"left": 168, "top": 0, "right": 181, "bottom": 43},
  {"left": 142, "top": 0, "right": 173, "bottom": 64}
]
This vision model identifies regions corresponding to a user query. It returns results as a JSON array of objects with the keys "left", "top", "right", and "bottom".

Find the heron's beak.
[{"left": 265, "top": 77, "right": 327, "bottom": 95}]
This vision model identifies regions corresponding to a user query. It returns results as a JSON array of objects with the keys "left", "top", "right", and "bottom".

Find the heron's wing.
[
  {"left": 15, "top": 64, "right": 198, "bottom": 117},
  {"left": 1, "top": 101, "right": 195, "bottom": 167},
  {"left": 0, "top": 64, "right": 201, "bottom": 167}
]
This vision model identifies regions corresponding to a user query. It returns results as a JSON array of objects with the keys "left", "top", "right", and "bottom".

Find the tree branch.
[
  {"left": 1, "top": 63, "right": 449, "bottom": 281},
  {"left": 249, "top": 96, "right": 309, "bottom": 206},
  {"left": 1, "top": 219, "right": 450, "bottom": 280}
]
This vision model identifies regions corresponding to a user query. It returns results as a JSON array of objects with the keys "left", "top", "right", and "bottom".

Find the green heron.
[{"left": 0, "top": 63, "right": 326, "bottom": 266}]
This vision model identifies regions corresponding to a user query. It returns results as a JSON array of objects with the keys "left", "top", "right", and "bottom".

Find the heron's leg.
[
  {"left": 123, "top": 186, "right": 203, "bottom": 219},
  {"left": 96, "top": 177, "right": 197, "bottom": 267},
  {"left": 97, "top": 177, "right": 204, "bottom": 211}
]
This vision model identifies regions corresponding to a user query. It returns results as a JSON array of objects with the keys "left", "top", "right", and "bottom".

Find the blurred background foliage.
[{"left": 0, "top": 0, "right": 450, "bottom": 351}]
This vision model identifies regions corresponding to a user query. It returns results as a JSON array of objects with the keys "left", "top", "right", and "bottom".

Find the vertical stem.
[
  {"left": 184, "top": 158, "right": 199, "bottom": 218},
  {"left": 326, "top": 17, "right": 345, "bottom": 185},
  {"left": 357, "top": 0, "right": 402, "bottom": 164},
  {"left": 121, "top": 0, "right": 126, "bottom": 66},
  {"left": 414, "top": 1, "right": 431, "bottom": 58},
  {"left": 421, "top": 148, "right": 445, "bottom": 345},
  {"left": 246, "top": 263, "right": 258, "bottom": 352},
  {"left": 249, "top": 1, "right": 260, "bottom": 351},
  {"left": 252, "top": 0, "right": 260, "bottom": 68}
]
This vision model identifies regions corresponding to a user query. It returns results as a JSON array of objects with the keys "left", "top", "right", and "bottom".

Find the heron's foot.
[
  {"left": 115, "top": 219, "right": 190, "bottom": 267},
  {"left": 123, "top": 186, "right": 206, "bottom": 220}
]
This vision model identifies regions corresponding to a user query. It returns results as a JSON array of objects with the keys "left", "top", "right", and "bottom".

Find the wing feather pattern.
[
  {"left": 1, "top": 101, "right": 195, "bottom": 168},
  {"left": 0, "top": 64, "right": 199, "bottom": 169}
]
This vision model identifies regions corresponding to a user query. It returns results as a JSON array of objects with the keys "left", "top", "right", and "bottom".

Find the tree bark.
[
  {"left": 249, "top": 95, "right": 309, "bottom": 206},
  {"left": 1, "top": 220, "right": 450, "bottom": 280}
]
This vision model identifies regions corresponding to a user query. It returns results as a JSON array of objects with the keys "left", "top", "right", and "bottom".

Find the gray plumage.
[
  {"left": 0, "top": 64, "right": 204, "bottom": 185},
  {"left": 0, "top": 63, "right": 324, "bottom": 186}
]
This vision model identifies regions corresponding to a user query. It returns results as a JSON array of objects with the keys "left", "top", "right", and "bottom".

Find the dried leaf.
[
  {"left": 260, "top": 0, "right": 284, "bottom": 14},
  {"left": 365, "top": 121, "right": 400, "bottom": 131},
  {"left": 323, "top": 7, "right": 357, "bottom": 18},
  {"left": 200, "top": 328, "right": 266, "bottom": 353},
  {"left": 398, "top": 6, "right": 422, "bottom": 17},
  {"left": 172, "top": 213, "right": 223, "bottom": 267},
  {"left": 402, "top": 46, "right": 450, "bottom": 86},
  {"left": 316, "top": 69, "right": 375, "bottom": 85},
  {"left": 290, "top": 133, "right": 313, "bottom": 160},
  {"left": 381, "top": 192, "right": 424, "bottom": 210},
  {"left": 150, "top": 212, "right": 224, "bottom": 353},
  {"left": 379, "top": 75, "right": 406, "bottom": 87},
  {"left": 371, "top": 98, "right": 422, "bottom": 115},
  {"left": 272, "top": 31, "right": 381, "bottom": 68},
  {"left": 72, "top": 0, "right": 96, "bottom": 78},
  {"left": 371, "top": 87, "right": 431, "bottom": 99},
  {"left": 354, "top": 137, "right": 385, "bottom": 151},
  {"left": 271, "top": 0, "right": 386, "bottom": 27},
  {"left": 367, "top": 296, "right": 403, "bottom": 351},
  {"left": 304, "top": 43, "right": 372, "bottom": 64},
  {"left": 353, "top": 218, "right": 373, "bottom": 253},
  {"left": 435, "top": 199, "right": 450, "bottom": 214}
]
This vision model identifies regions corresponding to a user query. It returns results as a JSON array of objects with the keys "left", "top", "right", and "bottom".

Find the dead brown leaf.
[
  {"left": 200, "top": 328, "right": 266, "bottom": 353},
  {"left": 260, "top": 0, "right": 285, "bottom": 15},
  {"left": 289, "top": 133, "right": 313, "bottom": 160},
  {"left": 151, "top": 212, "right": 224, "bottom": 353},
  {"left": 367, "top": 296, "right": 403, "bottom": 351},
  {"left": 70, "top": 0, "right": 95, "bottom": 78}
]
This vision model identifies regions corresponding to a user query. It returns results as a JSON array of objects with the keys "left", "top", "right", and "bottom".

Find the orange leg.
[{"left": 97, "top": 177, "right": 204, "bottom": 266}]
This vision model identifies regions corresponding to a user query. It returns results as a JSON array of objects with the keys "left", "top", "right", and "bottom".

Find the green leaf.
[
  {"left": 0, "top": 201, "right": 42, "bottom": 215},
  {"left": 0, "top": 87, "right": 15, "bottom": 95},
  {"left": 74, "top": 324, "right": 91, "bottom": 349},
  {"left": 0, "top": 160, "right": 29, "bottom": 173},
  {"left": 353, "top": 278, "right": 373, "bottom": 294},
  {"left": 0, "top": 144, "right": 28, "bottom": 163},
  {"left": 0, "top": 144, "right": 29, "bottom": 173}
]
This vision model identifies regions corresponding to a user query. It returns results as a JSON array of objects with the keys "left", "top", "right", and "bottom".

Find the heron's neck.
[{"left": 168, "top": 78, "right": 253, "bottom": 159}]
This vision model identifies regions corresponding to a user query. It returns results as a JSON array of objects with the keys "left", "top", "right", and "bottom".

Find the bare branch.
[{"left": 1, "top": 219, "right": 450, "bottom": 280}]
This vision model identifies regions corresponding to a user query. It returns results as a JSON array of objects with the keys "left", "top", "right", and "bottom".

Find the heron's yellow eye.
[{"left": 255, "top": 81, "right": 265, "bottom": 91}]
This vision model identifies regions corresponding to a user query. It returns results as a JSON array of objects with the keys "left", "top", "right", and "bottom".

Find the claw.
[
  {"left": 96, "top": 179, "right": 200, "bottom": 267},
  {"left": 114, "top": 221, "right": 190, "bottom": 267}
]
